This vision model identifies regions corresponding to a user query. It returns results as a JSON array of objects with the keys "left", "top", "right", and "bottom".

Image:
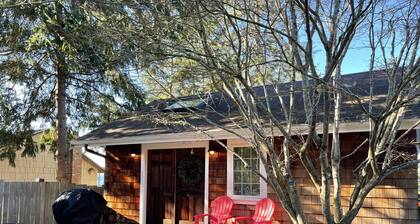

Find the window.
[
  {"left": 97, "top": 173, "right": 104, "bottom": 187},
  {"left": 233, "top": 147, "right": 260, "bottom": 196},
  {"left": 227, "top": 140, "right": 267, "bottom": 203},
  {"left": 87, "top": 168, "right": 95, "bottom": 175}
]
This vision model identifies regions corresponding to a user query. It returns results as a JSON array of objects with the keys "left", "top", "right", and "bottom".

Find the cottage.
[{"left": 72, "top": 71, "right": 419, "bottom": 224}]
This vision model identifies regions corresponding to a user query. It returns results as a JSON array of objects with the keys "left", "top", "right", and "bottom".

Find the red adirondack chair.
[
  {"left": 232, "top": 198, "right": 275, "bottom": 224},
  {"left": 194, "top": 196, "right": 234, "bottom": 224}
]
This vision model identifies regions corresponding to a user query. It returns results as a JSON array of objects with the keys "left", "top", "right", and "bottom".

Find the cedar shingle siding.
[
  {"left": 207, "top": 132, "right": 418, "bottom": 224},
  {"left": 104, "top": 145, "right": 141, "bottom": 221},
  {"left": 103, "top": 133, "right": 418, "bottom": 223}
]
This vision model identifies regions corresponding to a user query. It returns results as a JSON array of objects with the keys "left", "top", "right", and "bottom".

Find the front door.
[
  {"left": 146, "top": 148, "right": 205, "bottom": 224},
  {"left": 175, "top": 149, "right": 205, "bottom": 223},
  {"left": 147, "top": 150, "right": 176, "bottom": 224}
]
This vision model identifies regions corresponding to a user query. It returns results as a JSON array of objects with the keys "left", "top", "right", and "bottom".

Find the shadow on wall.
[{"left": 102, "top": 207, "right": 138, "bottom": 224}]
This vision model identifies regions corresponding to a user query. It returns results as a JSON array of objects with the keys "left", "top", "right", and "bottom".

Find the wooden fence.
[{"left": 0, "top": 181, "right": 103, "bottom": 224}]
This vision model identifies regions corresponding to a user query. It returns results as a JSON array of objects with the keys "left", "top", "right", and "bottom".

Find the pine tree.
[{"left": 0, "top": 0, "right": 144, "bottom": 182}]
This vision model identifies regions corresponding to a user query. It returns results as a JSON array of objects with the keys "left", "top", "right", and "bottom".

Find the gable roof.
[
  {"left": 72, "top": 71, "right": 419, "bottom": 146},
  {"left": 82, "top": 153, "right": 105, "bottom": 172}
]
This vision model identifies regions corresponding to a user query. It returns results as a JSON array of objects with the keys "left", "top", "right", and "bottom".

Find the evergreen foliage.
[{"left": 0, "top": 0, "right": 145, "bottom": 165}]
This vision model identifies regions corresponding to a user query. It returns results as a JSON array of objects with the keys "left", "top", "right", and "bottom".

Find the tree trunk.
[
  {"left": 331, "top": 66, "right": 343, "bottom": 222},
  {"left": 55, "top": 64, "right": 70, "bottom": 183},
  {"left": 53, "top": 0, "right": 71, "bottom": 184}
]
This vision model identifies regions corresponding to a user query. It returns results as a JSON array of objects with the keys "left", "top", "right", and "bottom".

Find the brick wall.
[
  {"left": 208, "top": 132, "right": 418, "bottom": 224},
  {"left": 104, "top": 145, "right": 141, "bottom": 222},
  {"left": 71, "top": 147, "right": 83, "bottom": 184}
]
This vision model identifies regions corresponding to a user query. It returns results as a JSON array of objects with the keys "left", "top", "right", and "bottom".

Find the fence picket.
[
  {"left": 29, "top": 182, "right": 38, "bottom": 224},
  {"left": 21, "top": 182, "right": 30, "bottom": 224},
  {"left": 38, "top": 182, "right": 45, "bottom": 224},
  {"left": 0, "top": 181, "right": 4, "bottom": 224},
  {"left": 4, "top": 183, "right": 10, "bottom": 223},
  {"left": 45, "top": 182, "right": 59, "bottom": 224}
]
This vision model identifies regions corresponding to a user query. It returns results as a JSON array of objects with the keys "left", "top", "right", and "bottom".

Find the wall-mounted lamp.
[
  {"left": 129, "top": 148, "right": 140, "bottom": 158},
  {"left": 208, "top": 139, "right": 227, "bottom": 155}
]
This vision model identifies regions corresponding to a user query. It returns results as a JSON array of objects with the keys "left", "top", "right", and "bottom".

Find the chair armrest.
[
  {"left": 194, "top": 214, "right": 210, "bottom": 219},
  {"left": 232, "top": 216, "right": 253, "bottom": 223}
]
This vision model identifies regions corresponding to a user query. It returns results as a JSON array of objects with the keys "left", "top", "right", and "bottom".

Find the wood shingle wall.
[
  {"left": 208, "top": 132, "right": 418, "bottom": 224},
  {"left": 104, "top": 145, "right": 141, "bottom": 222},
  {"left": 283, "top": 167, "right": 418, "bottom": 224}
]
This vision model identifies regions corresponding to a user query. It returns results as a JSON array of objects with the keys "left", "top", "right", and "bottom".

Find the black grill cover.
[{"left": 52, "top": 188, "right": 107, "bottom": 224}]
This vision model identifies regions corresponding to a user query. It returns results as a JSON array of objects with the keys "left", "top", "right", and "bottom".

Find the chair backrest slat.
[
  {"left": 210, "top": 196, "right": 234, "bottom": 224},
  {"left": 253, "top": 198, "right": 275, "bottom": 222}
]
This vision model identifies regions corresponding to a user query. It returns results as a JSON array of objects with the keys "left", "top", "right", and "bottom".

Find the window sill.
[{"left": 229, "top": 195, "right": 263, "bottom": 205}]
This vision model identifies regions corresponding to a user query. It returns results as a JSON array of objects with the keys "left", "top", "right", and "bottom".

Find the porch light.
[
  {"left": 130, "top": 153, "right": 136, "bottom": 157},
  {"left": 208, "top": 140, "right": 227, "bottom": 155}
]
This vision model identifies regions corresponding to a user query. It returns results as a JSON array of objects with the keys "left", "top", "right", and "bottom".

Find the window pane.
[
  {"left": 242, "top": 184, "right": 251, "bottom": 195},
  {"left": 234, "top": 184, "right": 242, "bottom": 195},
  {"left": 249, "top": 158, "right": 255, "bottom": 170},
  {"left": 251, "top": 184, "right": 260, "bottom": 195},
  {"left": 250, "top": 172, "right": 259, "bottom": 183},
  {"left": 234, "top": 171, "right": 241, "bottom": 182},
  {"left": 242, "top": 171, "right": 251, "bottom": 183},
  {"left": 252, "top": 158, "right": 259, "bottom": 170},
  {"left": 234, "top": 159, "right": 243, "bottom": 170},
  {"left": 235, "top": 147, "right": 243, "bottom": 156},
  {"left": 242, "top": 147, "right": 250, "bottom": 158}
]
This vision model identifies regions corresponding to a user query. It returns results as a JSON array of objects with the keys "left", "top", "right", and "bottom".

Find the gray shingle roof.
[{"left": 76, "top": 71, "right": 419, "bottom": 143}]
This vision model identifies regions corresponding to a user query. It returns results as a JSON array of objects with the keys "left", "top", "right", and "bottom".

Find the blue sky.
[
  {"left": 310, "top": 33, "right": 376, "bottom": 75},
  {"left": 341, "top": 48, "right": 372, "bottom": 74}
]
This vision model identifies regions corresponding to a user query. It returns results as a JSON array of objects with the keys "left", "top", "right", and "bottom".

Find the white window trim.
[{"left": 227, "top": 139, "right": 267, "bottom": 205}]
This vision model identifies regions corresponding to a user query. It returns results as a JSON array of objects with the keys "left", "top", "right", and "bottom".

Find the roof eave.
[{"left": 71, "top": 119, "right": 419, "bottom": 147}]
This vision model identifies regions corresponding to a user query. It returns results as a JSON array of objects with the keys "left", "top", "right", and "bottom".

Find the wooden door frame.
[{"left": 140, "top": 141, "right": 210, "bottom": 224}]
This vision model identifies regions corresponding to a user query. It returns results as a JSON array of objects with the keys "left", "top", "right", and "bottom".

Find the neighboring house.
[
  {"left": 0, "top": 131, "right": 104, "bottom": 186},
  {"left": 79, "top": 153, "right": 105, "bottom": 186},
  {"left": 72, "top": 71, "right": 419, "bottom": 224}
]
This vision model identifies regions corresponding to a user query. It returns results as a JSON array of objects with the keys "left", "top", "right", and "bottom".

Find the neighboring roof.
[
  {"left": 81, "top": 153, "right": 105, "bottom": 172},
  {"left": 73, "top": 71, "right": 419, "bottom": 146}
]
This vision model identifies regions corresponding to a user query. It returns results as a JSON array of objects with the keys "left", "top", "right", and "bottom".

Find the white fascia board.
[
  {"left": 70, "top": 119, "right": 419, "bottom": 147},
  {"left": 71, "top": 129, "right": 241, "bottom": 147}
]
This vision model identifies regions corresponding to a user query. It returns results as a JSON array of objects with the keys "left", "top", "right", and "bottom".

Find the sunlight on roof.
[{"left": 164, "top": 99, "right": 205, "bottom": 110}]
